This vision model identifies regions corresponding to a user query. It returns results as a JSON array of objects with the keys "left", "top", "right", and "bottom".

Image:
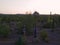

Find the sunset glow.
[{"left": 0, "top": 0, "right": 60, "bottom": 14}]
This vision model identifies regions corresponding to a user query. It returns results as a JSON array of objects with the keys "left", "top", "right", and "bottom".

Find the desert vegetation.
[{"left": 0, "top": 14, "right": 60, "bottom": 45}]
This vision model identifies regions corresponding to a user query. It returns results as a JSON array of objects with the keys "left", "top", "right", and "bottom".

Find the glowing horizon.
[{"left": 0, "top": 0, "right": 60, "bottom": 14}]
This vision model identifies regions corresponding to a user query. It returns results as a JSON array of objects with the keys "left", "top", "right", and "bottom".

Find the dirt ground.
[{"left": 0, "top": 22, "right": 60, "bottom": 45}]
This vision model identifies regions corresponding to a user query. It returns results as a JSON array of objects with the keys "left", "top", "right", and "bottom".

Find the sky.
[{"left": 0, "top": 0, "right": 60, "bottom": 14}]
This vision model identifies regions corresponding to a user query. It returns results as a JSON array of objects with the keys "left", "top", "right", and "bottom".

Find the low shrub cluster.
[
  {"left": 0, "top": 24, "right": 10, "bottom": 38},
  {"left": 40, "top": 30, "right": 49, "bottom": 42}
]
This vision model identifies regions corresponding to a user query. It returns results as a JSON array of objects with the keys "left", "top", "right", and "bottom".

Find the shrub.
[
  {"left": 15, "top": 36, "right": 26, "bottom": 45},
  {"left": 40, "top": 30, "right": 48, "bottom": 42},
  {"left": 26, "top": 24, "right": 33, "bottom": 36},
  {"left": 0, "top": 24, "right": 10, "bottom": 38},
  {"left": 16, "top": 21, "right": 23, "bottom": 34},
  {"left": 16, "top": 16, "right": 34, "bottom": 36},
  {"left": 43, "top": 19, "right": 54, "bottom": 28}
]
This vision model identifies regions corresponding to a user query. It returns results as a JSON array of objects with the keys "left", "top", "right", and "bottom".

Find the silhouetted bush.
[
  {"left": 40, "top": 30, "right": 49, "bottom": 42},
  {"left": 43, "top": 19, "right": 54, "bottom": 28},
  {"left": 15, "top": 36, "right": 26, "bottom": 45},
  {"left": 17, "top": 16, "right": 34, "bottom": 36},
  {"left": 16, "top": 21, "right": 23, "bottom": 34},
  {"left": 0, "top": 24, "right": 10, "bottom": 38}
]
